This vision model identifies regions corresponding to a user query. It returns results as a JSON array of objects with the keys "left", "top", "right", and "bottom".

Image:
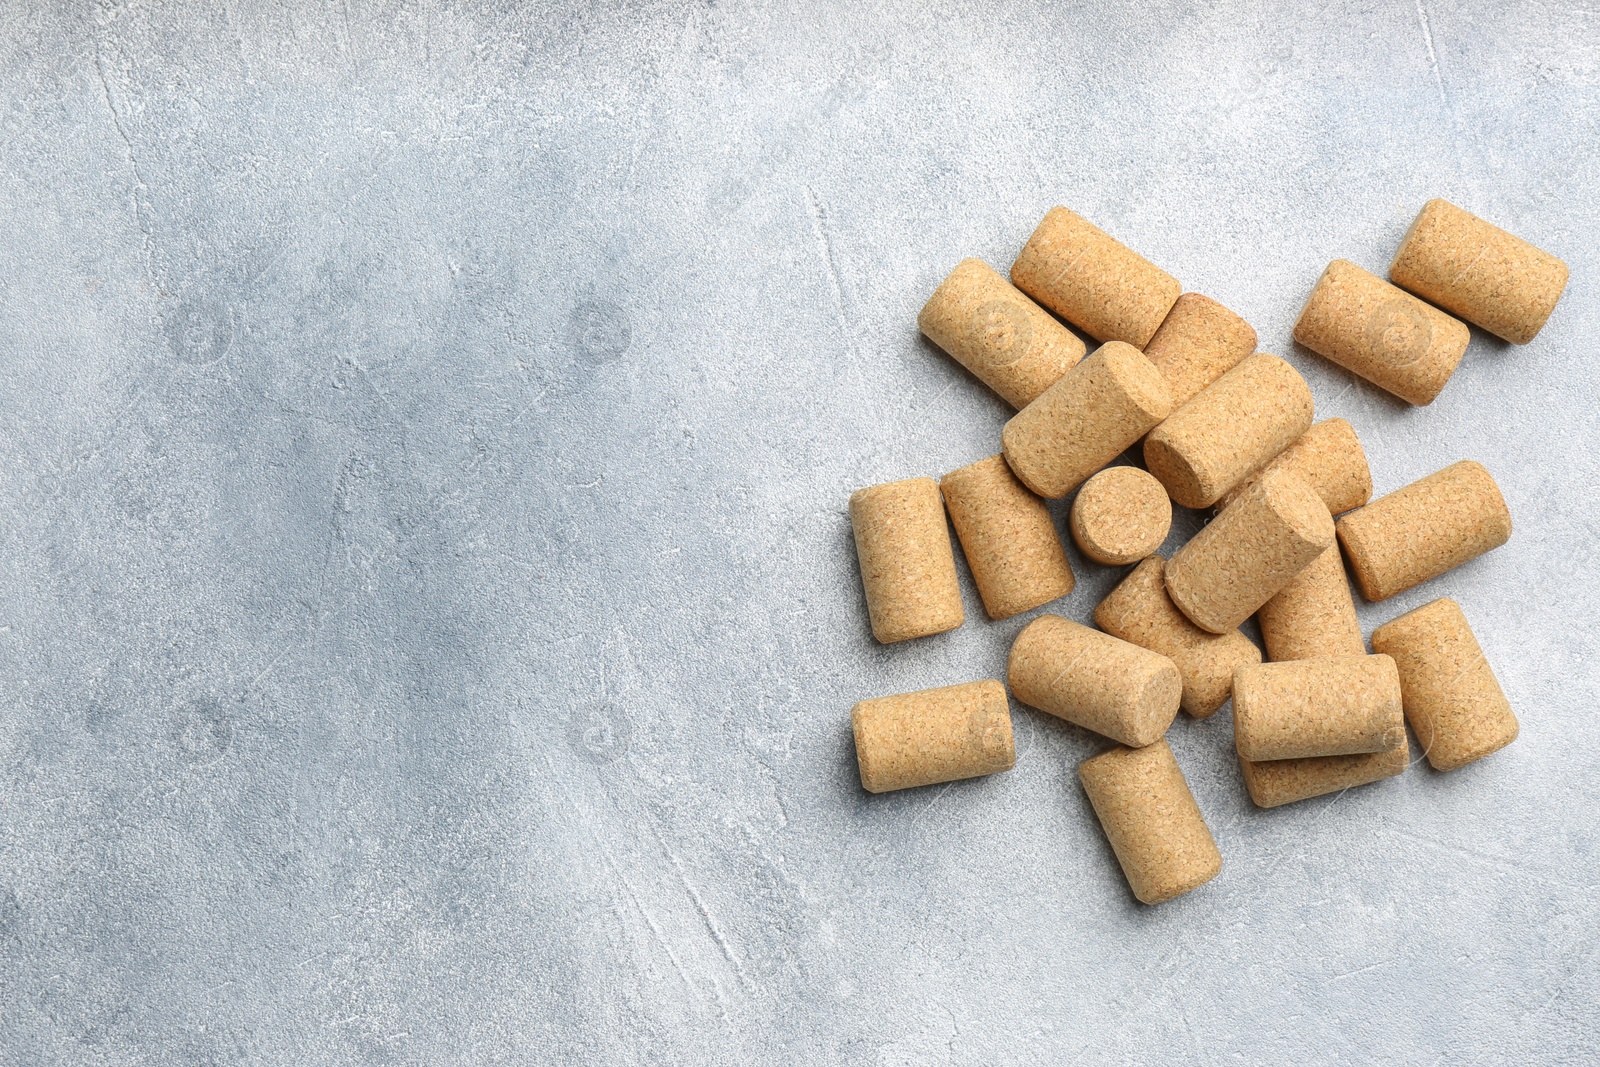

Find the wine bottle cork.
[
  {"left": 1336, "top": 460, "right": 1512, "bottom": 602},
  {"left": 940, "top": 454, "right": 1075, "bottom": 620},
  {"left": 1220, "top": 418, "right": 1373, "bottom": 516},
  {"left": 1371, "top": 597, "right": 1518, "bottom": 771},
  {"left": 1232, "top": 654, "right": 1405, "bottom": 761},
  {"left": 1009, "top": 206, "right": 1182, "bottom": 348},
  {"left": 1143, "top": 353, "right": 1315, "bottom": 508},
  {"left": 1292, "top": 259, "right": 1470, "bottom": 406},
  {"left": 1069, "top": 466, "right": 1172, "bottom": 566},
  {"left": 1094, "top": 556, "right": 1262, "bottom": 719},
  {"left": 918, "top": 258, "right": 1087, "bottom": 408},
  {"left": 1001, "top": 342, "right": 1172, "bottom": 499},
  {"left": 1078, "top": 739, "right": 1222, "bottom": 905},
  {"left": 852, "top": 680, "right": 1015, "bottom": 793},
  {"left": 1008, "top": 615, "right": 1181, "bottom": 747},
  {"left": 1141, "top": 292, "right": 1258, "bottom": 410},
  {"left": 1389, "top": 198, "right": 1569, "bottom": 345},
  {"left": 1165, "top": 468, "right": 1334, "bottom": 634},
  {"left": 848, "top": 477, "right": 964, "bottom": 643},
  {"left": 1238, "top": 736, "right": 1409, "bottom": 808},
  {"left": 1257, "top": 545, "right": 1365, "bottom": 662}
]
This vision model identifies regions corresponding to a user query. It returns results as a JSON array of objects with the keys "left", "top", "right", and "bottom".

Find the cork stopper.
[
  {"left": 1232, "top": 654, "right": 1406, "bottom": 761},
  {"left": 1220, "top": 418, "right": 1373, "bottom": 516},
  {"left": 1069, "top": 466, "right": 1172, "bottom": 566},
  {"left": 941, "top": 454, "right": 1075, "bottom": 620},
  {"left": 848, "top": 477, "right": 965, "bottom": 643},
  {"left": 1141, "top": 292, "right": 1258, "bottom": 410},
  {"left": 1256, "top": 545, "right": 1365, "bottom": 662},
  {"left": 852, "top": 680, "right": 1016, "bottom": 793},
  {"left": 1238, "top": 737, "right": 1409, "bottom": 808},
  {"left": 1008, "top": 615, "right": 1181, "bottom": 747}
]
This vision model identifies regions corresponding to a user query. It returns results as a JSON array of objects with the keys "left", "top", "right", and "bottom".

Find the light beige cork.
[
  {"left": 1371, "top": 597, "right": 1518, "bottom": 771},
  {"left": 1001, "top": 342, "right": 1172, "bottom": 499},
  {"left": 1141, "top": 292, "right": 1258, "bottom": 410},
  {"left": 1390, "top": 198, "right": 1569, "bottom": 345},
  {"left": 1293, "top": 259, "right": 1470, "bottom": 406},
  {"left": 1009, "top": 206, "right": 1182, "bottom": 348},
  {"left": 849, "top": 477, "right": 964, "bottom": 643},
  {"left": 1094, "top": 556, "right": 1262, "bottom": 719},
  {"left": 1336, "top": 460, "right": 1512, "bottom": 602},
  {"left": 851, "top": 680, "right": 1015, "bottom": 793},
  {"left": 1078, "top": 739, "right": 1222, "bottom": 905},
  {"left": 1008, "top": 615, "right": 1181, "bottom": 747},
  {"left": 1143, "top": 353, "right": 1315, "bottom": 508},
  {"left": 1220, "top": 418, "right": 1373, "bottom": 516},
  {"left": 1233, "top": 654, "right": 1405, "bottom": 761},
  {"left": 918, "top": 258, "right": 1088, "bottom": 408},
  {"left": 1069, "top": 466, "right": 1172, "bottom": 566},
  {"left": 941, "top": 454, "right": 1075, "bottom": 620},
  {"left": 1257, "top": 545, "right": 1365, "bottom": 662},
  {"left": 1238, "top": 736, "right": 1409, "bottom": 808},
  {"left": 1165, "top": 468, "right": 1334, "bottom": 634}
]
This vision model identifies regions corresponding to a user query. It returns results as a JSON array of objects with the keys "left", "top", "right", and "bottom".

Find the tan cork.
[
  {"left": 941, "top": 454, "right": 1075, "bottom": 620},
  {"left": 1371, "top": 597, "right": 1518, "bottom": 771},
  {"left": 1220, "top": 418, "right": 1373, "bottom": 516},
  {"left": 1336, "top": 460, "right": 1512, "bottom": 602},
  {"left": 849, "top": 477, "right": 965, "bottom": 643},
  {"left": 851, "top": 680, "right": 1016, "bottom": 793},
  {"left": 1008, "top": 615, "right": 1181, "bottom": 747},
  {"left": 1232, "top": 654, "right": 1405, "bottom": 761},
  {"left": 1390, "top": 198, "right": 1569, "bottom": 345},
  {"left": 1257, "top": 545, "right": 1365, "bottom": 662},
  {"left": 1165, "top": 468, "right": 1334, "bottom": 634},
  {"left": 1141, "top": 292, "right": 1258, "bottom": 410},
  {"left": 1078, "top": 739, "right": 1222, "bottom": 905},
  {"left": 1069, "top": 466, "right": 1172, "bottom": 566},
  {"left": 1238, "top": 736, "right": 1409, "bottom": 808},
  {"left": 1292, "top": 259, "right": 1470, "bottom": 406},
  {"left": 1009, "top": 207, "right": 1182, "bottom": 348},
  {"left": 1001, "top": 342, "right": 1172, "bottom": 498},
  {"left": 1094, "top": 556, "right": 1262, "bottom": 719},
  {"left": 918, "top": 258, "right": 1088, "bottom": 408},
  {"left": 1143, "top": 353, "right": 1315, "bottom": 508}
]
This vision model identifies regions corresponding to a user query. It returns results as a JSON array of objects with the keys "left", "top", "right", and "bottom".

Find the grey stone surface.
[{"left": 0, "top": 1, "right": 1596, "bottom": 1063}]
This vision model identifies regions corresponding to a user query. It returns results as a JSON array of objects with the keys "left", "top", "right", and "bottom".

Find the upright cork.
[
  {"left": 1372, "top": 598, "right": 1518, "bottom": 771},
  {"left": 1069, "top": 466, "right": 1172, "bottom": 566},
  {"left": 1094, "top": 556, "right": 1262, "bottom": 719},
  {"left": 1238, "top": 737, "right": 1409, "bottom": 808},
  {"left": 1293, "top": 259, "right": 1470, "bottom": 406},
  {"left": 1165, "top": 468, "right": 1334, "bottom": 634},
  {"left": 1079, "top": 739, "right": 1222, "bottom": 905},
  {"left": 1008, "top": 615, "right": 1181, "bottom": 747},
  {"left": 851, "top": 680, "right": 1015, "bottom": 793},
  {"left": 1220, "top": 418, "right": 1373, "bottom": 516},
  {"left": 941, "top": 454, "right": 1075, "bottom": 620},
  {"left": 1257, "top": 545, "right": 1365, "bottom": 662},
  {"left": 918, "top": 258, "right": 1087, "bottom": 408},
  {"left": 849, "top": 477, "right": 964, "bottom": 643},
  {"left": 1141, "top": 292, "right": 1258, "bottom": 410},
  {"left": 1010, "top": 206, "right": 1182, "bottom": 348},
  {"left": 1143, "top": 353, "right": 1315, "bottom": 508},
  {"left": 1337, "top": 460, "right": 1512, "bottom": 602},
  {"left": 1001, "top": 342, "right": 1172, "bottom": 499},
  {"left": 1232, "top": 654, "right": 1405, "bottom": 761},
  {"left": 1390, "top": 198, "right": 1569, "bottom": 345}
]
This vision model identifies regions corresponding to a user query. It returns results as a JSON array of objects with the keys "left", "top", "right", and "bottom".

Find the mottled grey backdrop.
[{"left": 0, "top": 1, "right": 1595, "bottom": 1063}]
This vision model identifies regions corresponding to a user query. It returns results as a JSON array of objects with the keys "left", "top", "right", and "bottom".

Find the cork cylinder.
[
  {"left": 1079, "top": 739, "right": 1223, "bottom": 905},
  {"left": 1232, "top": 654, "right": 1405, "bottom": 761},
  {"left": 1293, "top": 259, "right": 1470, "bottom": 406},
  {"left": 918, "top": 258, "right": 1087, "bottom": 408},
  {"left": 1094, "top": 556, "right": 1262, "bottom": 719},
  {"left": 1336, "top": 460, "right": 1512, "bottom": 602},
  {"left": 1220, "top": 418, "right": 1373, "bottom": 516},
  {"left": 1010, "top": 206, "right": 1182, "bottom": 348},
  {"left": 941, "top": 454, "right": 1075, "bottom": 620},
  {"left": 1257, "top": 545, "right": 1365, "bottom": 662},
  {"left": 1371, "top": 597, "right": 1518, "bottom": 771},
  {"left": 1165, "top": 468, "right": 1335, "bottom": 634},
  {"left": 1069, "top": 466, "right": 1172, "bottom": 566},
  {"left": 1001, "top": 342, "right": 1172, "bottom": 499},
  {"left": 1141, "top": 292, "right": 1258, "bottom": 410},
  {"left": 1238, "top": 737, "right": 1409, "bottom": 809},
  {"left": 849, "top": 477, "right": 964, "bottom": 643},
  {"left": 852, "top": 680, "right": 1015, "bottom": 793},
  {"left": 1008, "top": 615, "right": 1181, "bottom": 747},
  {"left": 1144, "top": 353, "right": 1315, "bottom": 508},
  {"left": 1390, "top": 198, "right": 1569, "bottom": 345}
]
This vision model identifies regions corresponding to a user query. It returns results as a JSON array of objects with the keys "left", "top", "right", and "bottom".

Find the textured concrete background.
[{"left": 0, "top": 1, "right": 1596, "bottom": 1063}]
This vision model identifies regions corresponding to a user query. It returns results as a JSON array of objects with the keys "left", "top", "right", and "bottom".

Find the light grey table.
[{"left": 1, "top": 2, "right": 1596, "bottom": 1063}]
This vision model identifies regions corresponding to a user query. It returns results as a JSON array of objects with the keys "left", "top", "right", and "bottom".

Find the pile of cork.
[{"left": 848, "top": 199, "right": 1567, "bottom": 905}]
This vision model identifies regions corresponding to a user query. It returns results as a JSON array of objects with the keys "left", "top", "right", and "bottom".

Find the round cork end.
[
  {"left": 1099, "top": 342, "right": 1173, "bottom": 421},
  {"left": 1070, "top": 466, "right": 1172, "bottom": 565},
  {"left": 1258, "top": 468, "right": 1335, "bottom": 549},
  {"left": 1127, "top": 661, "right": 1183, "bottom": 747},
  {"left": 1142, "top": 432, "right": 1206, "bottom": 509}
]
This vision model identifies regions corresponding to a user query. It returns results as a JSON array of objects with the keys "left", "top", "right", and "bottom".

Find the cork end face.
[
  {"left": 1143, "top": 430, "right": 1207, "bottom": 509},
  {"left": 1427, "top": 717, "right": 1519, "bottom": 772},
  {"left": 850, "top": 705, "right": 887, "bottom": 794},
  {"left": 1100, "top": 342, "right": 1174, "bottom": 422},
  {"left": 1292, "top": 260, "right": 1347, "bottom": 347},
  {"left": 1259, "top": 468, "right": 1336, "bottom": 551},
  {"left": 1128, "top": 664, "right": 1183, "bottom": 746}
]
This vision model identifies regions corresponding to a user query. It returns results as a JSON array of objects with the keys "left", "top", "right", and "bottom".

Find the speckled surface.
[{"left": 1, "top": 2, "right": 1596, "bottom": 1063}]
